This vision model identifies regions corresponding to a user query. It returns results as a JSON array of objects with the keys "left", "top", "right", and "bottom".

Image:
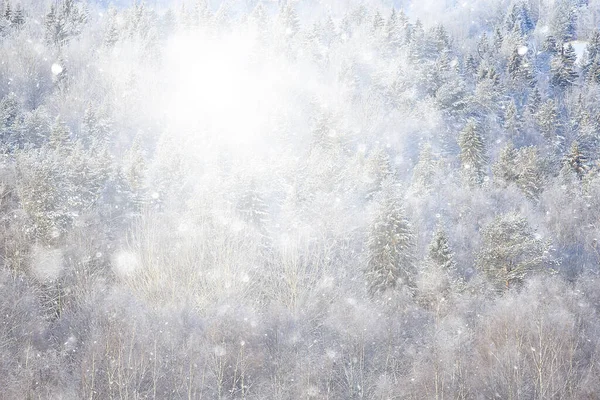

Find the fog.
[{"left": 1, "top": 0, "right": 600, "bottom": 398}]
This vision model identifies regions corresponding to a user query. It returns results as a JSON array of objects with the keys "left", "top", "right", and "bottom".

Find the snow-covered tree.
[
  {"left": 458, "top": 118, "right": 487, "bottom": 187},
  {"left": 551, "top": 44, "right": 579, "bottom": 90},
  {"left": 366, "top": 183, "right": 416, "bottom": 295},
  {"left": 477, "top": 212, "right": 551, "bottom": 290}
]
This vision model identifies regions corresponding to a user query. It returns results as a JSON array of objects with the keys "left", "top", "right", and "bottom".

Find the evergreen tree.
[
  {"left": 372, "top": 11, "right": 384, "bottom": 32},
  {"left": 411, "top": 143, "right": 437, "bottom": 193},
  {"left": 536, "top": 99, "right": 562, "bottom": 145},
  {"left": 418, "top": 224, "right": 460, "bottom": 309},
  {"left": 428, "top": 225, "right": 456, "bottom": 273},
  {"left": 4, "top": 1, "right": 11, "bottom": 22},
  {"left": 458, "top": 118, "right": 487, "bottom": 187},
  {"left": 11, "top": 3, "right": 23, "bottom": 27},
  {"left": 366, "top": 184, "right": 416, "bottom": 295},
  {"left": 365, "top": 148, "right": 394, "bottom": 198},
  {"left": 551, "top": 0, "right": 577, "bottom": 42},
  {"left": 587, "top": 30, "right": 600, "bottom": 61},
  {"left": 564, "top": 141, "right": 588, "bottom": 179},
  {"left": 23, "top": 107, "right": 51, "bottom": 147},
  {"left": 385, "top": 8, "right": 402, "bottom": 50},
  {"left": 494, "top": 143, "right": 545, "bottom": 201},
  {"left": 505, "top": 2, "right": 534, "bottom": 36},
  {"left": 464, "top": 54, "right": 478, "bottom": 77},
  {"left": 515, "top": 146, "right": 545, "bottom": 201},
  {"left": 49, "top": 118, "right": 71, "bottom": 150},
  {"left": 477, "top": 212, "right": 550, "bottom": 290},
  {"left": 583, "top": 29, "right": 600, "bottom": 79},
  {"left": 551, "top": 44, "right": 578, "bottom": 89},
  {"left": 507, "top": 48, "right": 535, "bottom": 88},
  {"left": 279, "top": 2, "right": 299, "bottom": 38},
  {"left": 104, "top": 9, "right": 119, "bottom": 48},
  {"left": 493, "top": 142, "right": 519, "bottom": 186},
  {"left": 527, "top": 86, "right": 542, "bottom": 114},
  {"left": 542, "top": 35, "right": 558, "bottom": 53},
  {"left": 493, "top": 26, "right": 503, "bottom": 50},
  {"left": 504, "top": 99, "right": 521, "bottom": 138}
]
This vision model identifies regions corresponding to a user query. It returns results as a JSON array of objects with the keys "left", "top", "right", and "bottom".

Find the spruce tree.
[
  {"left": 49, "top": 118, "right": 71, "bottom": 150},
  {"left": 418, "top": 224, "right": 460, "bottom": 309},
  {"left": 104, "top": 9, "right": 119, "bottom": 48},
  {"left": 411, "top": 142, "right": 437, "bottom": 193},
  {"left": 366, "top": 184, "right": 416, "bottom": 295},
  {"left": 527, "top": 87, "right": 541, "bottom": 114},
  {"left": 428, "top": 225, "right": 456, "bottom": 273},
  {"left": 385, "top": 8, "right": 402, "bottom": 50},
  {"left": 11, "top": 3, "right": 23, "bottom": 27},
  {"left": 551, "top": 44, "right": 578, "bottom": 89},
  {"left": 504, "top": 100, "right": 521, "bottom": 138},
  {"left": 564, "top": 141, "right": 588, "bottom": 180},
  {"left": 515, "top": 146, "right": 545, "bottom": 201},
  {"left": 493, "top": 142, "right": 519, "bottom": 186},
  {"left": 458, "top": 118, "right": 487, "bottom": 187},
  {"left": 536, "top": 99, "right": 561, "bottom": 143}
]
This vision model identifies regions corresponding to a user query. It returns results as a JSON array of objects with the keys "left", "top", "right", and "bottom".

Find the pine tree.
[
  {"left": 49, "top": 118, "right": 71, "bottom": 150},
  {"left": 23, "top": 107, "right": 51, "bottom": 147},
  {"left": 527, "top": 87, "right": 542, "bottom": 114},
  {"left": 493, "top": 26, "right": 503, "bottom": 50},
  {"left": 4, "top": 1, "right": 11, "bottom": 22},
  {"left": 11, "top": 3, "right": 23, "bottom": 27},
  {"left": 433, "top": 24, "right": 450, "bottom": 53},
  {"left": 504, "top": 100, "right": 521, "bottom": 138},
  {"left": 465, "top": 54, "right": 478, "bottom": 77},
  {"left": 428, "top": 225, "right": 456, "bottom": 273},
  {"left": 411, "top": 142, "right": 437, "bottom": 193},
  {"left": 507, "top": 48, "right": 535, "bottom": 87},
  {"left": 536, "top": 99, "right": 561, "bottom": 144},
  {"left": 279, "top": 2, "right": 299, "bottom": 38},
  {"left": 477, "top": 212, "right": 550, "bottom": 290},
  {"left": 126, "top": 137, "right": 146, "bottom": 195},
  {"left": 418, "top": 224, "right": 460, "bottom": 309},
  {"left": 551, "top": 44, "right": 578, "bottom": 89},
  {"left": 372, "top": 11, "right": 384, "bottom": 32},
  {"left": 366, "top": 184, "right": 416, "bottom": 295},
  {"left": 365, "top": 148, "right": 394, "bottom": 198},
  {"left": 458, "top": 119, "right": 487, "bottom": 187},
  {"left": 543, "top": 35, "right": 558, "bottom": 53},
  {"left": 586, "top": 56, "right": 600, "bottom": 84},
  {"left": 551, "top": 0, "right": 576, "bottom": 42},
  {"left": 587, "top": 30, "right": 600, "bottom": 61},
  {"left": 82, "top": 107, "right": 111, "bottom": 149},
  {"left": 515, "top": 146, "right": 545, "bottom": 201},
  {"left": 583, "top": 29, "right": 600, "bottom": 78},
  {"left": 476, "top": 32, "right": 490, "bottom": 60},
  {"left": 564, "top": 141, "right": 588, "bottom": 179},
  {"left": 493, "top": 142, "right": 519, "bottom": 187},
  {"left": 104, "top": 9, "right": 119, "bottom": 48},
  {"left": 385, "top": 8, "right": 402, "bottom": 50},
  {"left": 505, "top": 2, "right": 534, "bottom": 35}
]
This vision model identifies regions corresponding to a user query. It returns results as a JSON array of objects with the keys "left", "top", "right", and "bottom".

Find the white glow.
[
  {"left": 51, "top": 63, "right": 63, "bottom": 75},
  {"left": 161, "top": 30, "right": 285, "bottom": 152},
  {"left": 517, "top": 45, "right": 528, "bottom": 56}
]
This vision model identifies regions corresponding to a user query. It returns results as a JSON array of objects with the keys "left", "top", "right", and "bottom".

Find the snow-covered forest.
[{"left": 2, "top": 0, "right": 600, "bottom": 398}]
